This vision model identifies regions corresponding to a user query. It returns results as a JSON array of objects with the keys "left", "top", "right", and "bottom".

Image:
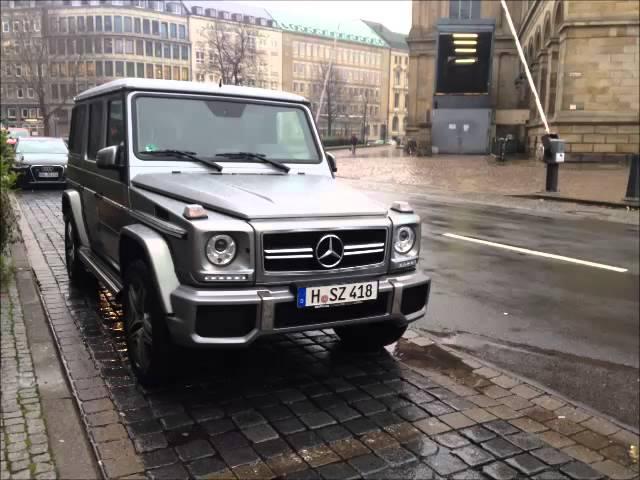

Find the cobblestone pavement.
[
  {"left": 334, "top": 146, "right": 630, "bottom": 204},
  {"left": 13, "top": 190, "right": 640, "bottom": 479},
  {"left": 1, "top": 284, "right": 57, "bottom": 479}
]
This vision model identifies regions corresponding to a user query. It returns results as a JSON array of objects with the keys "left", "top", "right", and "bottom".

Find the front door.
[{"left": 432, "top": 108, "right": 492, "bottom": 154}]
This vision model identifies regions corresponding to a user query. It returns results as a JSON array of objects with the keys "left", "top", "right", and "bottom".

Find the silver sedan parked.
[{"left": 13, "top": 137, "right": 68, "bottom": 188}]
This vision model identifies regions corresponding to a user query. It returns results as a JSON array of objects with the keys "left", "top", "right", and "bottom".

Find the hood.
[
  {"left": 18, "top": 152, "right": 68, "bottom": 165},
  {"left": 132, "top": 173, "right": 387, "bottom": 220}
]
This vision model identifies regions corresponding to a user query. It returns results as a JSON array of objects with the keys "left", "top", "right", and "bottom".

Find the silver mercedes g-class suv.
[{"left": 63, "top": 79, "right": 430, "bottom": 384}]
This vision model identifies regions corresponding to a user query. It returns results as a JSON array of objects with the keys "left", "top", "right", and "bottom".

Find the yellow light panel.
[
  {"left": 453, "top": 40, "right": 477, "bottom": 45},
  {"left": 453, "top": 33, "right": 478, "bottom": 38},
  {"left": 455, "top": 58, "right": 477, "bottom": 64},
  {"left": 455, "top": 48, "right": 477, "bottom": 53}
]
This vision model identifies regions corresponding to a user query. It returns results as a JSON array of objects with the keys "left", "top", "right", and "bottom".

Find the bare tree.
[
  {"left": 311, "top": 61, "right": 345, "bottom": 137},
  {"left": 198, "top": 21, "right": 263, "bottom": 86},
  {"left": 2, "top": 8, "right": 81, "bottom": 136}
]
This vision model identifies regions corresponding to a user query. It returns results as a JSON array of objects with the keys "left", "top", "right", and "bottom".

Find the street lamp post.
[{"left": 360, "top": 92, "right": 368, "bottom": 145}]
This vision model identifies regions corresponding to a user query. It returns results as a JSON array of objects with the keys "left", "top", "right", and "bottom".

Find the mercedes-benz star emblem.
[{"left": 315, "top": 234, "right": 344, "bottom": 268}]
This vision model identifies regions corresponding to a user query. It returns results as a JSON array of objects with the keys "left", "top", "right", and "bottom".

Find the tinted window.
[
  {"left": 87, "top": 101, "right": 104, "bottom": 159},
  {"left": 107, "top": 99, "right": 124, "bottom": 148},
  {"left": 69, "top": 104, "right": 86, "bottom": 154}
]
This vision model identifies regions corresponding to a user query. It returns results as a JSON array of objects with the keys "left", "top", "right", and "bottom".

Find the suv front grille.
[{"left": 263, "top": 229, "right": 387, "bottom": 273}]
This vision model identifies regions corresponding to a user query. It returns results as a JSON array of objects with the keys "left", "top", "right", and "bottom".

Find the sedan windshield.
[
  {"left": 17, "top": 139, "right": 68, "bottom": 154},
  {"left": 134, "top": 96, "right": 320, "bottom": 163}
]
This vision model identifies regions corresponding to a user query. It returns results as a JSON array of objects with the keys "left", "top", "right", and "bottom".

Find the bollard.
[
  {"left": 624, "top": 153, "right": 639, "bottom": 206},
  {"left": 540, "top": 134, "right": 564, "bottom": 193},
  {"left": 545, "top": 163, "right": 559, "bottom": 192}
]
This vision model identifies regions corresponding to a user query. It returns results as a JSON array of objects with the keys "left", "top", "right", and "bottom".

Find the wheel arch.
[
  {"left": 119, "top": 224, "right": 179, "bottom": 315},
  {"left": 62, "top": 189, "right": 90, "bottom": 247}
]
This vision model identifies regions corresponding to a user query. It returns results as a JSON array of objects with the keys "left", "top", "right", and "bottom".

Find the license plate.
[
  {"left": 38, "top": 172, "right": 59, "bottom": 178},
  {"left": 297, "top": 281, "right": 378, "bottom": 308}
]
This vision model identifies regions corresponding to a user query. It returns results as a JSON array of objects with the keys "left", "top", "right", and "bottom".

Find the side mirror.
[
  {"left": 326, "top": 152, "right": 337, "bottom": 173},
  {"left": 96, "top": 145, "right": 121, "bottom": 169}
]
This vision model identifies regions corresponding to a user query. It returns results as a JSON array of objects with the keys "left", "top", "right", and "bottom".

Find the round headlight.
[
  {"left": 394, "top": 226, "right": 416, "bottom": 254},
  {"left": 206, "top": 234, "right": 236, "bottom": 266}
]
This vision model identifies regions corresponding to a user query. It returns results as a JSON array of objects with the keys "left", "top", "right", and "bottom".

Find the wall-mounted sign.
[{"left": 448, "top": 123, "right": 456, "bottom": 130}]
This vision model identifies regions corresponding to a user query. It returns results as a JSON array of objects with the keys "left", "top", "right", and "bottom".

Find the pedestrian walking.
[{"left": 350, "top": 134, "right": 358, "bottom": 155}]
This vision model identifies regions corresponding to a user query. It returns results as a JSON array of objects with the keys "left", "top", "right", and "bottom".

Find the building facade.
[
  {"left": 365, "top": 21, "right": 410, "bottom": 141},
  {"left": 1, "top": 0, "right": 192, "bottom": 137},
  {"left": 519, "top": 0, "right": 639, "bottom": 159},
  {"left": 270, "top": 12, "right": 390, "bottom": 141},
  {"left": 185, "top": 1, "right": 283, "bottom": 90},
  {"left": 408, "top": 0, "right": 639, "bottom": 158}
]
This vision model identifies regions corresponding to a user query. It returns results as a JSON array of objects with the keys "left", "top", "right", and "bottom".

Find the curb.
[
  {"left": 11, "top": 194, "right": 107, "bottom": 480},
  {"left": 412, "top": 331, "right": 640, "bottom": 437},
  {"left": 511, "top": 194, "right": 640, "bottom": 210}
]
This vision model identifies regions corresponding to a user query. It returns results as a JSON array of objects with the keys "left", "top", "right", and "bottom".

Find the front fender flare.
[
  {"left": 120, "top": 224, "right": 180, "bottom": 315},
  {"left": 62, "top": 189, "right": 89, "bottom": 247}
]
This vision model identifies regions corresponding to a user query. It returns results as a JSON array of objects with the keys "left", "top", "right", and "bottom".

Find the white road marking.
[{"left": 442, "top": 232, "right": 629, "bottom": 273}]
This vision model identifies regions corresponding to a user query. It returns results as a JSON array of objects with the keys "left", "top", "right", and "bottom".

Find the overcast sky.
[{"left": 242, "top": 0, "right": 412, "bottom": 34}]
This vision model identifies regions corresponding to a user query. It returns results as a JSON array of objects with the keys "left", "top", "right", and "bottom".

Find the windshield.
[
  {"left": 9, "top": 129, "right": 30, "bottom": 138},
  {"left": 17, "top": 139, "right": 68, "bottom": 154},
  {"left": 134, "top": 96, "right": 320, "bottom": 163}
]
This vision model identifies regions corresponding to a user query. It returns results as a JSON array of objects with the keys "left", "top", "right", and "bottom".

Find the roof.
[
  {"left": 267, "top": 9, "right": 387, "bottom": 47},
  {"left": 74, "top": 79, "right": 308, "bottom": 103},
  {"left": 181, "top": 1, "right": 272, "bottom": 20},
  {"left": 362, "top": 20, "right": 408, "bottom": 50}
]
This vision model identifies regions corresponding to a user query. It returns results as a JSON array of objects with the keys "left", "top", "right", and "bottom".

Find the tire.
[
  {"left": 64, "top": 215, "right": 90, "bottom": 285},
  {"left": 123, "top": 259, "right": 173, "bottom": 385},
  {"left": 335, "top": 322, "right": 407, "bottom": 352}
]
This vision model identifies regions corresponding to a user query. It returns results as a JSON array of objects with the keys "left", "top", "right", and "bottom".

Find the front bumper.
[
  {"left": 13, "top": 165, "right": 66, "bottom": 187},
  {"left": 168, "top": 271, "right": 431, "bottom": 347}
]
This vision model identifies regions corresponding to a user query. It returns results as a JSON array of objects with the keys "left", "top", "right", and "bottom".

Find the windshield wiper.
[
  {"left": 215, "top": 152, "right": 290, "bottom": 173},
  {"left": 138, "top": 149, "right": 223, "bottom": 172}
]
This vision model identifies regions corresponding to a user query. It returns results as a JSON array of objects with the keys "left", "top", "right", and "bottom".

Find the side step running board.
[{"left": 78, "top": 247, "right": 123, "bottom": 294}]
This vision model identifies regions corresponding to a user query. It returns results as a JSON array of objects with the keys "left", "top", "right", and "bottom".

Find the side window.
[
  {"left": 87, "top": 101, "right": 104, "bottom": 160},
  {"left": 107, "top": 99, "right": 124, "bottom": 147},
  {"left": 68, "top": 104, "right": 86, "bottom": 155}
]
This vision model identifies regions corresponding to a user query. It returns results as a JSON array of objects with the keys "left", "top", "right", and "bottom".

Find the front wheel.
[
  {"left": 335, "top": 322, "right": 407, "bottom": 352},
  {"left": 123, "top": 260, "right": 173, "bottom": 385}
]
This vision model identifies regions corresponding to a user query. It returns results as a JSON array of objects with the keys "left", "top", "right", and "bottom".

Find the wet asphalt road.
[{"left": 365, "top": 188, "right": 640, "bottom": 428}]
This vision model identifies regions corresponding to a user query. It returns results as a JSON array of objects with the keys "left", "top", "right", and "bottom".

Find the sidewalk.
[
  {"left": 1, "top": 282, "right": 57, "bottom": 479},
  {"left": 334, "top": 147, "right": 633, "bottom": 205}
]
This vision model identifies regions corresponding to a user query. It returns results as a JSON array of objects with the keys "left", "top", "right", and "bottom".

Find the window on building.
[
  {"left": 125, "top": 39, "right": 134, "bottom": 55},
  {"left": 112, "top": 38, "right": 121, "bottom": 54},
  {"left": 164, "top": 65, "right": 171, "bottom": 80},
  {"left": 95, "top": 15, "right": 102, "bottom": 32},
  {"left": 172, "top": 44, "right": 179, "bottom": 60},
  {"left": 143, "top": 19, "right": 150, "bottom": 34},
  {"left": 126, "top": 62, "right": 134, "bottom": 77},
  {"left": 77, "top": 38, "right": 84, "bottom": 55},
  {"left": 450, "top": 0, "right": 481, "bottom": 19},
  {"left": 152, "top": 20, "right": 159, "bottom": 35},
  {"left": 87, "top": 101, "right": 104, "bottom": 160},
  {"left": 2, "top": 22, "right": 9, "bottom": 33},
  {"left": 161, "top": 22, "right": 168, "bottom": 38},
  {"left": 114, "top": 15, "right": 122, "bottom": 33},
  {"left": 155, "top": 64, "right": 163, "bottom": 79},
  {"left": 154, "top": 42, "right": 161, "bottom": 57},
  {"left": 170, "top": 23, "right": 177, "bottom": 38},
  {"left": 392, "top": 115, "right": 399, "bottom": 131},
  {"left": 145, "top": 40, "right": 153, "bottom": 56},
  {"left": 27, "top": 88, "right": 34, "bottom": 98},
  {"left": 124, "top": 16, "right": 132, "bottom": 33},
  {"left": 95, "top": 61, "right": 103, "bottom": 77},
  {"left": 394, "top": 93, "right": 399, "bottom": 108},
  {"left": 135, "top": 39, "right": 143, "bottom": 55},
  {"left": 135, "top": 62, "right": 143, "bottom": 78},
  {"left": 146, "top": 63, "right": 153, "bottom": 78},
  {"left": 104, "top": 15, "right": 112, "bottom": 32},
  {"left": 182, "top": 67, "right": 189, "bottom": 81},
  {"left": 405, "top": 94, "right": 408, "bottom": 110},
  {"left": 181, "top": 45, "right": 189, "bottom": 60},
  {"left": 94, "top": 37, "right": 102, "bottom": 54},
  {"left": 77, "top": 16, "right": 85, "bottom": 32},
  {"left": 68, "top": 16, "right": 76, "bottom": 33},
  {"left": 7, "top": 108, "right": 17, "bottom": 119},
  {"left": 115, "top": 61, "right": 124, "bottom": 77},
  {"left": 105, "top": 61, "right": 113, "bottom": 77},
  {"left": 134, "top": 17, "right": 141, "bottom": 33},
  {"left": 86, "top": 61, "right": 95, "bottom": 77},
  {"left": 178, "top": 24, "right": 186, "bottom": 39},
  {"left": 163, "top": 43, "right": 170, "bottom": 58}
]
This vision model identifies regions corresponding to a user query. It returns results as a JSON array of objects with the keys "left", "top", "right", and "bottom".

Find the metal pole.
[
  {"left": 545, "top": 164, "right": 559, "bottom": 192},
  {"left": 316, "top": 24, "right": 340, "bottom": 125},
  {"left": 624, "top": 154, "right": 639, "bottom": 205},
  {"left": 500, "top": 0, "right": 549, "bottom": 135}
]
